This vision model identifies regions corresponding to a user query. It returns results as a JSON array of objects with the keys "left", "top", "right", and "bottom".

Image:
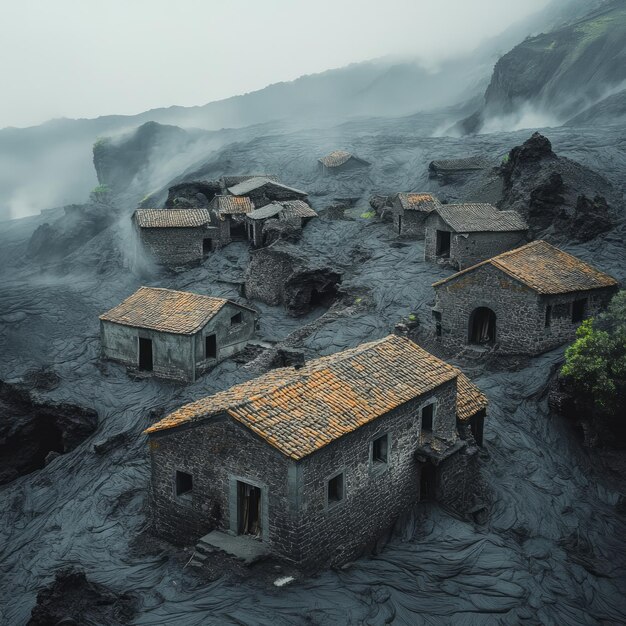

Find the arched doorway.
[{"left": 468, "top": 307, "right": 496, "bottom": 345}]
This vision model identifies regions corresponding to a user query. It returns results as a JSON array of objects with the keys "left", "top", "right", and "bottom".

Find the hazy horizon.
[{"left": 0, "top": 0, "right": 551, "bottom": 129}]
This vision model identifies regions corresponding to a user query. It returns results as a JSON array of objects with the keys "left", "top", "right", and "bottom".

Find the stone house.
[
  {"left": 144, "top": 335, "right": 487, "bottom": 567},
  {"left": 317, "top": 150, "right": 371, "bottom": 174},
  {"left": 424, "top": 203, "right": 528, "bottom": 270},
  {"left": 431, "top": 240, "right": 618, "bottom": 354},
  {"left": 227, "top": 177, "right": 308, "bottom": 210},
  {"left": 391, "top": 193, "right": 442, "bottom": 238},
  {"left": 208, "top": 196, "right": 255, "bottom": 246},
  {"left": 246, "top": 200, "right": 318, "bottom": 247},
  {"left": 428, "top": 157, "right": 489, "bottom": 183},
  {"left": 133, "top": 209, "right": 217, "bottom": 266},
  {"left": 100, "top": 287, "right": 257, "bottom": 382}
]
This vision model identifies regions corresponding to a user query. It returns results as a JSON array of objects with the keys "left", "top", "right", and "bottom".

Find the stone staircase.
[{"left": 189, "top": 530, "right": 270, "bottom": 568}]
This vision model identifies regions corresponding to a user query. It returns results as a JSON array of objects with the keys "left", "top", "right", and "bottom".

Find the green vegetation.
[
  {"left": 561, "top": 290, "right": 626, "bottom": 418},
  {"left": 360, "top": 211, "right": 376, "bottom": 219},
  {"left": 501, "top": 154, "right": 510, "bottom": 166},
  {"left": 90, "top": 183, "right": 112, "bottom": 205},
  {"left": 408, "top": 314, "right": 417, "bottom": 322}
]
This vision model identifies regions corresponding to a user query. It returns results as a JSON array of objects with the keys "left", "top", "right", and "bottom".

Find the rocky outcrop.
[
  {"left": 244, "top": 243, "right": 341, "bottom": 316},
  {"left": 93, "top": 121, "right": 194, "bottom": 194},
  {"left": 368, "top": 195, "right": 393, "bottom": 221},
  {"left": 498, "top": 133, "right": 617, "bottom": 241},
  {"left": 28, "top": 567, "right": 137, "bottom": 626},
  {"left": 0, "top": 381, "right": 98, "bottom": 485},
  {"left": 26, "top": 202, "right": 117, "bottom": 263}
]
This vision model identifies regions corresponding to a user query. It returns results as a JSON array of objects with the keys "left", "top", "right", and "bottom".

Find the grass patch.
[{"left": 360, "top": 211, "right": 376, "bottom": 219}]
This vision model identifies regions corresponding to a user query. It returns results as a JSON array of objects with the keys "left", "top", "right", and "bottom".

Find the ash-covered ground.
[{"left": 1, "top": 117, "right": 626, "bottom": 625}]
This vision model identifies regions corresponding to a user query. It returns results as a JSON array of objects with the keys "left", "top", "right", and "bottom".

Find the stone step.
[{"left": 196, "top": 530, "right": 269, "bottom": 566}]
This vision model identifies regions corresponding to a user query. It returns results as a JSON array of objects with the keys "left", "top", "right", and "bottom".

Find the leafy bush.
[
  {"left": 360, "top": 211, "right": 376, "bottom": 219},
  {"left": 561, "top": 290, "right": 626, "bottom": 417}
]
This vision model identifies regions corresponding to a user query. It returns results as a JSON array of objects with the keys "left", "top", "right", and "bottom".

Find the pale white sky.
[{"left": 0, "top": 0, "right": 550, "bottom": 128}]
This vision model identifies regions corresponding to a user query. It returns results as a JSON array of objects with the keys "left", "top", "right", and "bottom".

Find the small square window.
[
  {"left": 545, "top": 305, "right": 552, "bottom": 327},
  {"left": 572, "top": 298, "right": 586, "bottom": 323},
  {"left": 327, "top": 473, "right": 344, "bottom": 505},
  {"left": 372, "top": 434, "right": 389, "bottom": 465},
  {"left": 176, "top": 471, "right": 193, "bottom": 496},
  {"left": 231, "top": 312, "right": 243, "bottom": 326},
  {"left": 421, "top": 403, "right": 434, "bottom": 432}
]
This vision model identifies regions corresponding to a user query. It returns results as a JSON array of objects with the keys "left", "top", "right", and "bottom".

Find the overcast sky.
[{"left": 0, "top": 0, "right": 550, "bottom": 129}]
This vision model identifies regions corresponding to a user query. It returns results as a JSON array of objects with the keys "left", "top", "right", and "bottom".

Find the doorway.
[
  {"left": 237, "top": 481, "right": 262, "bottom": 537},
  {"left": 468, "top": 307, "right": 496, "bottom": 345},
  {"left": 205, "top": 334, "right": 217, "bottom": 359},
  {"left": 436, "top": 230, "right": 451, "bottom": 258},
  {"left": 397, "top": 215, "right": 402, "bottom": 234},
  {"left": 230, "top": 220, "right": 247, "bottom": 240},
  {"left": 202, "top": 238, "right": 212, "bottom": 256},
  {"left": 420, "top": 463, "right": 437, "bottom": 500},
  {"left": 138, "top": 337, "right": 153, "bottom": 371}
]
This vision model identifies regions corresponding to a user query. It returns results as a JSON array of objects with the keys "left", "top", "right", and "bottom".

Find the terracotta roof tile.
[
  {"left": 456, "top": 373, "right": 488, "bottom": 422},
  {"left": 134, "top": 209, "right": 211, "bottom": 228},
  {"left": 433, "top": 240, "right": 618, "bottom": 294},
  {"left": 434, "top": 203, "right": 528, "bottom": 232},
  {"left": 210, "top": 196, "right": 254, "bottom": 215},
  {"left": 99, "top": 287, "right": 242, "bottom": 334},
  {"left": 145, "top": 335, "right": 486, "bottom": 459},
  {"left": 318, "top": 150, "right": 370, "bottom": 168},
  {"left": 396, "top": 193, "right": 442, "bottom": 212}
]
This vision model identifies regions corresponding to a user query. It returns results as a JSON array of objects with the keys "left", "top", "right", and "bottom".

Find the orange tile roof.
[
  {"left": 433, "top": 240, "right": 618, "bottom": 294},
  {"left": 145, "top": 335, "right": 486, "bottom": 459},
  {"left": 134, "top": 208, "right": 211, "bottom": 228},
  {"left": 456, "top": 373, "right": 488, "bottom": 422},
  {"left": 396, "top": 193, "right": 442, "bottom": 212},
  {"left": 210, "top": 195, "right": 254, "bottom": 215},
  {"left": 318, "top": 150, "right": 370, "bottom": 168},
  {"left": 100, "top": 287, "right": 236, "bottom": 334}
]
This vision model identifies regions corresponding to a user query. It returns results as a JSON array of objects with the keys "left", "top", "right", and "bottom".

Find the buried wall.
[
  {"left": 244, "top": 243, "right": 341, "bottom": 316},
  {"left": 138, "top": 226, "right": 217, "bottom": 267}
]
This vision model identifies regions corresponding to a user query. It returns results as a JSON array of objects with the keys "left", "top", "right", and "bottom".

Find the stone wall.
[
  {"left": 139, "top": 226, "right": 217, "bottom": 266},
  {"left": 148, "top": 416, "right": 294, "bottom": 552},
  {"left": 391, "top": 199, "right": 429, "bottom": 239},
  {"left": 432, "top": 263, "right": 616, "bottom": 354},
  {"left": 147, "top": 378, "right": 464, "bottom": 567},
  {"left": 193, "top": 303, "right": 256, "bottom": 376},
  {"left": 424, "top": 214, "right": 527, "bottom": 269},
  {"left": 101, "top": 321, "right": 195, "bottom": 381}
]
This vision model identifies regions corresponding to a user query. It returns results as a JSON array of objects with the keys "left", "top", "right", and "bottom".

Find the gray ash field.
[{"left": 1, "top": 116, "right": 626, "bottom": 624}]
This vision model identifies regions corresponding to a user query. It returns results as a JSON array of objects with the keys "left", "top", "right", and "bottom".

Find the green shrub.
[
  {"left": 501, "top": 154, "right": 510, "bottom": 166},
  {"left": 90, "top": 183, "right": 112, "bottom": 204},
  {"left": 360, "top": 211, "right": 376, "bottom": 219},
  {"left": 561, "top": 290, "right": 626, "bottom": 417}
]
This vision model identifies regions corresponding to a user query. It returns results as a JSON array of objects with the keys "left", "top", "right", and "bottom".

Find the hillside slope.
[{"left": 456, "top": 0, "right": 626, "bottom": 134}]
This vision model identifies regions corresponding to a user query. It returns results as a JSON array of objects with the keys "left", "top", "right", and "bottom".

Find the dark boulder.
[
  {"left": 28, "top": 567, "right": 137, "bottom": 626},
  {"left": 498, "top": 133, "right": 618, "bottom": 241}
]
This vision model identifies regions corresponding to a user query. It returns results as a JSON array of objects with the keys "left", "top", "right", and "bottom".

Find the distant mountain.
[{"left": 455, "top": 0, "right": 626, "bottom": 134}]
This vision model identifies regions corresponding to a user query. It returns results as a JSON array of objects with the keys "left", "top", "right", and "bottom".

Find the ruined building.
[
  {"left": 431, "top": 240, "right": 618, "bottom": 354},
  {"left": 207, "top": 196, "right": 255, "bottom": 246},
  {"left": 246, "top": 200, "right": 318, "bottom": 247},
  {"left": 226, "top": 177, "right": 308, "bottom": 209},
  {"left": 144, "top": 335, "right": 487, "bottom": 567},
  {"left": 133, "top": 208, "right": 217, "bottom": 266},
  {"left": 424, "top": 203, "right": 528, "bottom": 270},
  {"left": 428, "top": 157, "right": 490, "bottom": 183},
  {"left": 391, "top": 193, "right": 442, "bottom": 238},
  {"left": 317, "top": 150, "right": 371, "bottom": 174},
  {"left": 100, "top": 287, "right": 256, "bottom": 382}
]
